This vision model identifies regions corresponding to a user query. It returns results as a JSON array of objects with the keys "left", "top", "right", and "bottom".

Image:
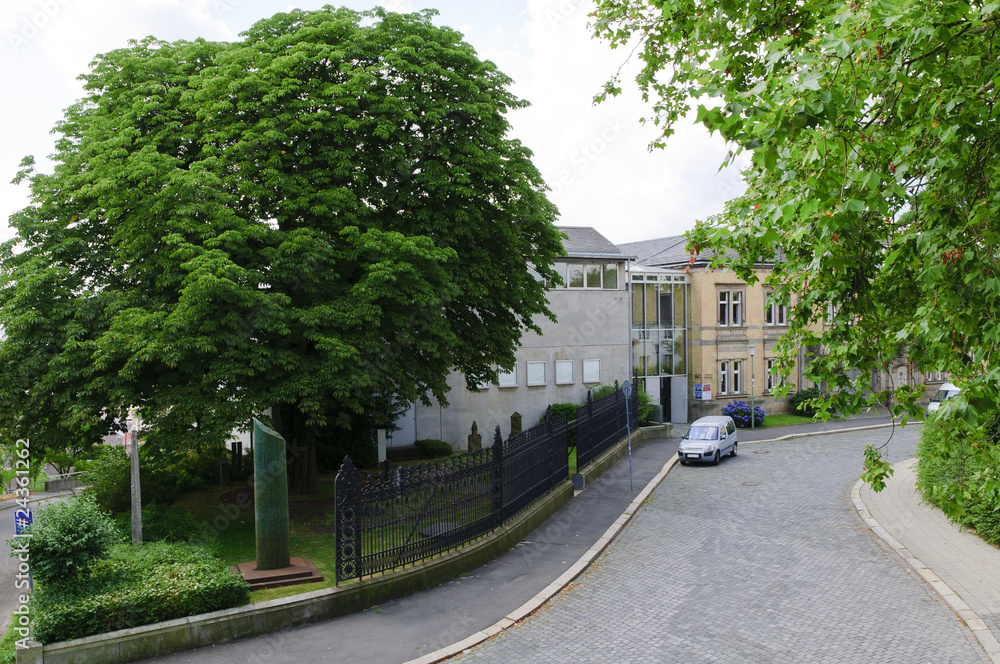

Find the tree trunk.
[{"left": 273, "top": 405, "right": 319, "bottom": 495}]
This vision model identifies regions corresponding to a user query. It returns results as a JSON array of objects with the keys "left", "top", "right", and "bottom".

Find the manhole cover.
[
  {"left": 741, "top": 481, "right": 760, "bottom": 487},
  {"left": 753, "top": 450, "right": 770, "bottom": 454}
]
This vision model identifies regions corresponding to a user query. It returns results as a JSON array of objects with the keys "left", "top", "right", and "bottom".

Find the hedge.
[{"left": 32, "top": 542, "right": 249, "bottom": 644}]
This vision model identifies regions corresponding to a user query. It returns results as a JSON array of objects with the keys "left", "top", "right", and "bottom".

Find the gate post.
[
  {"left": 334, "top": 455, "right": 362, "bottom": 584},
  {"left": 545, "top": 405, "right": 555, "bottom": 489},
  {"left": 492, "top": 426, "right": 504, "bottom": 527}
]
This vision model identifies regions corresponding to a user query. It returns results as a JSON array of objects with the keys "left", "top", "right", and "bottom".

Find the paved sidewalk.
[{"left": 858, "top": 458, "right": 1000, "bottom": 662}]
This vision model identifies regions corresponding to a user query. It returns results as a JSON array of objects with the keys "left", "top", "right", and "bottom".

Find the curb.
[
  {"left": 744, "top": 420, "right": 898, "bottom": 444},
  {"left": 402, "top": 451, "right": 680, "bottom": 664},
  {"left": 0, "top": 489, "right": 80, "bottom": 512},
  {"left": 852, "top": 479, "right": 1000, "bottom": 663}
]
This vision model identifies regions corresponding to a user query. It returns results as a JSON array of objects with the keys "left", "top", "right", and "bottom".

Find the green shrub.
[
  {"left": 22, "top": 496, "right": 122, "bottom": 587},
  {"left": 113, "top": 504, "right": 215, "bottom": 546},
  {"left": 32, "top": 542, "right": 250, "bottom": 644},
  {"left": 916, "top": 410, "right": 1000, "bottom": 534},
  {"left": 586, "top": 383, "right": 657, "bottom": 425},
  {"left": 543, "top": 404, "right": 578, "bottom": 446},
  {"left": 415, "top": 439, "right": 454, "bottom": 458},
  {"left": 788, "top": 387, "right": 822, "bottom": 417},
  {"left": 85, "top": 443, "right": 229, "bottom": 514},
  {"left": 83, "top": 445, "right": 131, "bottom": 513}
]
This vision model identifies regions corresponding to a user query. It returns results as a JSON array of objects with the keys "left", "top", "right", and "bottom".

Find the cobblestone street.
[{"left": 451, "top": 427, "right": 989, "bottom": 663}]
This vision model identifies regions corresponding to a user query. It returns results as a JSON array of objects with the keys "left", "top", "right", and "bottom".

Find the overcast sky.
[{"left": 0, "top": 0, "right": 745, "bottom": 248}]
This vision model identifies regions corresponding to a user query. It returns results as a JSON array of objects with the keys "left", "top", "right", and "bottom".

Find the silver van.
[
  {"left": 678, "top": 415, "right": 738, "bottom": 465},
  {"left": 927, "top": 382, "right": 960, "bottom": 412}
]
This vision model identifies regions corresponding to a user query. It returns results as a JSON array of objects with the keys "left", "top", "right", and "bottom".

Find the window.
[
  {"left": 766, "top": 358, "right": 783, "bottom": 391},
  {"left": 586, "top": 264, "right": 602, "bottom": 288},
  {"left": 719, "top": 360, "right": 744, "bottom": 395},
  {"left": 526, "top": 361, "right": 546, "bottom": 386},
  {"left": 554, "top": 262, "right": 620, "bottom": 289},
  {"left": 603, "top": 263, "right": 619, "bottom": 289},
  {"left": 498, "top": 364, "right": 517, "bottom": 388},
  {"left": 765, "top": 294, "right": 788, "bottom": 326},
  {"left": 555, "top": 360, "right": 574, "bottom": 385},
  {"left": 583, "top": 359, "right": 601, "bottom": 383},
  {"left": 718, "top": 290, "right": 743, "bottom": 326}
]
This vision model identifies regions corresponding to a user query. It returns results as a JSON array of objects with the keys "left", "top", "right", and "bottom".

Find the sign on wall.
[{"left": 694, "top": 383, "right": 713, "bottom": 400}]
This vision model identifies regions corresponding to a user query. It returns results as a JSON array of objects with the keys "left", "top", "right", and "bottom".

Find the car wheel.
[
  {"left": 730, "top": 442, "right": 738, "bottom": 457},
  {"left": 679, "top": 459, "right": 686, "bottom": 466},
  {"left": 712, "top": 451, "right": 720, "bottom": 466}
]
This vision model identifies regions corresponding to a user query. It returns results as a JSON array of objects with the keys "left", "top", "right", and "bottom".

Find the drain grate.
[
  {"left": 741, "top": 481, "right": 760, "bottom": 487},
  {"left": 753, "top": 450, "right": 770, "bottom": 454}
]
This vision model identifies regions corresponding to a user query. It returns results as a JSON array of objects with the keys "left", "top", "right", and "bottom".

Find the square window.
[
  {"left": 526, "top": 361, "right": 546, "bottom": 386},
  {"left": 603, "top": 263, "right": 619, "bottom": 289},
  {"left": 583, "top": 359, "right": 601, "bottom": 383},
  {"left": 498, "top": 364, "right": 517, "bottom": 388},
  {"left": 555, "top": 360, "right": 574, "bottom": 385},
  {"left": 586, "top": 264, "right": 602, "bottom": 288}
]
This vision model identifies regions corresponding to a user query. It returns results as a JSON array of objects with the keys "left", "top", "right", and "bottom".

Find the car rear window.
[{"left": 688, "top": 426, "right": 719, "bottom": 440}]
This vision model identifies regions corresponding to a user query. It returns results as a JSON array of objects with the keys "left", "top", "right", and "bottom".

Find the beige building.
[{"left": 620, "top": 236, "right": 812, "bottom": 419}]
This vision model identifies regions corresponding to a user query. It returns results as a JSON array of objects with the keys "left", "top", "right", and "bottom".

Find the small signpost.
[{"left": 623, "top": 380, "right": 634, "bottom": 493}]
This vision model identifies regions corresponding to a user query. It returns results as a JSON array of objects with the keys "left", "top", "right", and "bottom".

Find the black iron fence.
[
  {"left": 334, "top": 384, "right": 635, "bottom": 583},
  {"left": 576, "top": 384, "right": 639, "bottom": 470}
]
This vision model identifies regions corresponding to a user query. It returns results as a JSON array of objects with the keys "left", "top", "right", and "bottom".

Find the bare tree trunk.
[{"left": 274, "top": 405, "right": 318, "bottom": 495}]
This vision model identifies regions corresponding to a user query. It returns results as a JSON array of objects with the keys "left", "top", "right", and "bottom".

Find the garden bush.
[
  {"left": 916, "top": 410, "right": 1000, "bottom": 540},
  {"left": 788, "top": 387, "right": 824, "bottom": 418},
  {"left": 588, "top": 383, "right": 657, "bottom": 424},
  {"left": 83, "top": 446, "right": 131, "bottom": 513},
  {"left": 543, "top": 404, "right": 578, "bottom": 447},
  {"left": 22, "top": 495, "right": 122, "bottom": 587},
  {"left": 31, "top": 541, "right": 250, "bottom": 644},
  {"left": 415, "top": 439, "right": 454, "bottom": 458},
  {"left": 85, "top": 443, "right": 229, "bottom": 514},
  {"left": 722, "top": 401, "right": 765, "bottom": 428}
]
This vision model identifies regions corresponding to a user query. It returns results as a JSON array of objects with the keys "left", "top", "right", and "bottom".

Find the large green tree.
[
  {"left": 594, "top": 0, "right": 1000, "bottom": 473},
  {"left": 0, "top": 7, "right": 563, "bottom": 494}
]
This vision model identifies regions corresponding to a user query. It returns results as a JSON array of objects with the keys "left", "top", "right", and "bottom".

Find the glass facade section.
[{"left": 630, "top": 274, "right": 688, "bottom": 378}]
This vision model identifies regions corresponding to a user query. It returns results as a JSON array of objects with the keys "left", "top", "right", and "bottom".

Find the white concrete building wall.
[{"left": 411, "top": 278, "right": 631, "bottom": 450}]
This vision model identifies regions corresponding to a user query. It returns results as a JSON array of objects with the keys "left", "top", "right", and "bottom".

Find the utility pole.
[
  {"left": 748, "top": 345, "right": 757, "bottom": 430},
  {"left": 129, "top": 416, "right": 142, "bottom": 544}
]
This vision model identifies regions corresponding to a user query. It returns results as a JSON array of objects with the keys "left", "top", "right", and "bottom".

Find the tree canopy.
[
  {"left": 593, "top": 1, "right": 1000, "bottom": 423},
  {"left": 0, "top": 7, "right": 563, "bottom": 493}
]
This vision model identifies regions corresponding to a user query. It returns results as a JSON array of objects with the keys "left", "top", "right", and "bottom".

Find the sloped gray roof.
[
  {"left": 557, "top": 226, "right": 634, "bottom": 260},
  {"left": 619, "top": 235, "right": 780, "bottom": 267}
]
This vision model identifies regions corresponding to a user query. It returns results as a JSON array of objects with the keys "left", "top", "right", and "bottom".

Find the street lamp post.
[
  {"left": 748, "top": 345, "right": 756, "bottom": 430},
  {"left": 128, "top": 416, "right": 142, "bottom": 544}
]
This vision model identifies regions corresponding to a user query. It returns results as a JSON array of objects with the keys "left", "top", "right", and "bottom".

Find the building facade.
[
  {"left": 398, "top": 227, "right": 633, "bottom": 449},
  {"left": 620, "top": 236, "right": 811, "bottom": 420}
]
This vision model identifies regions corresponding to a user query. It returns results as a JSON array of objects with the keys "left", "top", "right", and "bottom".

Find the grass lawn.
[
  {"left": 756, "top": 413, "right": 825, "bottom": 428},
  {"left": 173, "top": 479, "right": 339, "bottom": 602}
]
